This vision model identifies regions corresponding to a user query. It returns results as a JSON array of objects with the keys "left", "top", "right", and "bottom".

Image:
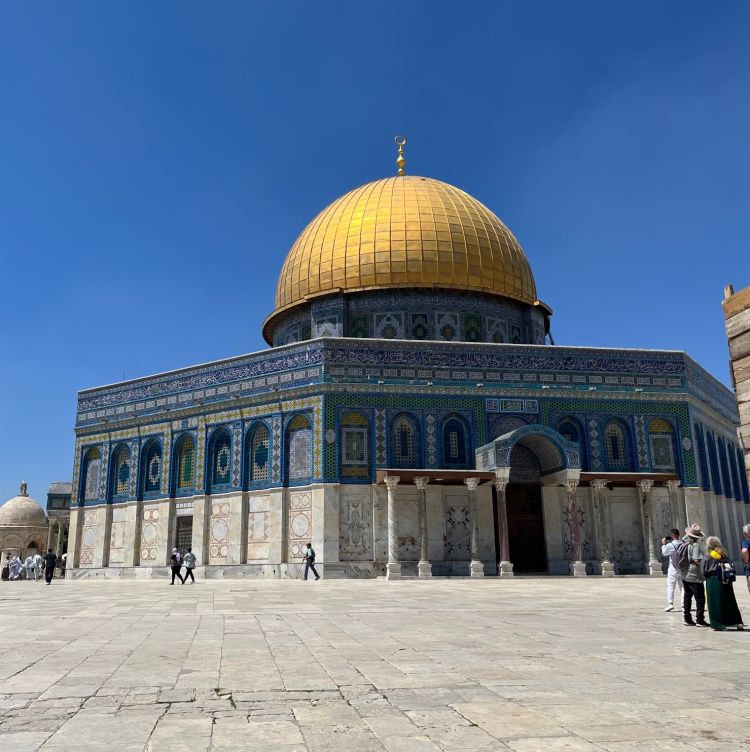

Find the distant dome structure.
[
  {"left": 0, "top": 482, "right": 48, "bottom": 562},
  {"left": 0, "top": 481, "right": 48, "bottom": 528}
]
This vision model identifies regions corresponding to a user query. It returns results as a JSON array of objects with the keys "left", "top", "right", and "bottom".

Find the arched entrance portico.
[{"left": 477, "top": 424, "right": 582, "bottom": 576}]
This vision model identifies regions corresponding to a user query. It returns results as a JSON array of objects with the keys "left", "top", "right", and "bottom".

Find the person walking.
[
  {"left": 44, "top": 549, "right": 57, "bottom": 585},
  {"left": 1, "top": 555, "right": 9, "bottom": 582},
  {"left": 680, "top": 523, "right": 709, "bottom": 627},
  {"left": 702, "top": 536, "right": 744, "bottom": 631},
  {"left": 183, "top": 548, "right": 197, "bottom": 583},
  {"left": 60, "top": 552, "right": 67, "bottom": 578},
  {"left": 303, "top": 543, "right": 320, "bottom": 581},
  {"left": 9, "top": 556, "right": 21, "bottom": 581},
  {"left": 32, "top": 553, "right": 43, "bottom": 582},
  {"left": 169, "top": 548, "right": 184, "bottom": 585},
  {"left": 741, "top": 523, "right": 750, "bottom": 597},
  {"left": 661, "top": 528, "right": 683, "bottom": 612}
]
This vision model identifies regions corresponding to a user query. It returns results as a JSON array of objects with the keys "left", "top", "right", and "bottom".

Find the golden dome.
[{"left": 264, "top": 176, "right": 546, "bottom": 341}]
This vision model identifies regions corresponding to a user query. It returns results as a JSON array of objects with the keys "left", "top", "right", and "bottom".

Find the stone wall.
[{"left": 723, "top": 283, "right": 750, "bottom": 483}]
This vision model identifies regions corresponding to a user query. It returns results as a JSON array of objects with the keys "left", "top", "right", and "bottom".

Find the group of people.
[
  {"left": 660, "top": 522, "right": 750, "bottom": 631},
  {"left": 165, "top": 542, "right": 321, "bottom": 584},
  {"left": 1, "top": 549, "right": 62, "bottom": 584},
  {"left": 168, "top": 547, "right": 197, "bottom": 584}
]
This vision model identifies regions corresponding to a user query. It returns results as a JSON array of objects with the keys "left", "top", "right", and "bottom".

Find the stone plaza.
[{"left": 0, "top": 577, "right": 748, "bottom": 751}]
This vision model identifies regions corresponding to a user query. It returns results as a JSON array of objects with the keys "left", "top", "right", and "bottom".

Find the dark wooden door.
[
  {"left": 506, "top": 484, "right": 547, "bottom": 572},
  {"left": 175, "top": 516, "right": 193, "bottom": 553}
]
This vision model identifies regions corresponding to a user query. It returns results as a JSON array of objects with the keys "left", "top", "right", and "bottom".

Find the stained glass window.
[
  {"left": 648, "top": 418, "right": 675, "bottom": 471},
  {"left": 287, "top": 414, "right": 312, "bottom": 480},
  {"left": 442, "top": 417, "right": 467, "bottom": 467},
  {"left": 82, "top": 447, "right": 101, "bottom": 501},
  {"left": 604, "top": 421, "right": 628, "bottom": 470},
  {"left": 177, "top": 436, "right": 195, "bottom": 490},
  {"left": 249, "top": 423, "right": 270, "bottom": 481},
  {"left": 113, "top": 445, "right": 131, "bottom": 496},
  {"left": 393, "top": 414, "right": 418, "bottom": 467},
  {"left": 143, "top": 442, "right": 162, "bottom": 493},
  {"left": 212, "top": 431, "right": 231, "bottom": 486}
]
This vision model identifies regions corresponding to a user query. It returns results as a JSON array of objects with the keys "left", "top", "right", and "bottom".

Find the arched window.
[
  {"left": 81, "top": 447, "right": 101, "bottom": 501},
  {"left": 341, "top": 412, "right": 370, "bottom": 479},
  {"left": 246, "top": 422, "right": 270, "bottom": 483},
  {"left": 442, "top": 416, "right": 470, "bottom": 468},
  {"left": 142, "top": 440, "right": 162, "bottom": 495},
  {"left": 392, "top": 413, "right": 420, "bottom": 468},
  {"left": 648, "top": 418, "right": 676, "bottom": 471},
  {"left": 728, "top": 445, "right": 741, "bottom": 502},
  {"left": 717, "top": 438, "right": 732, "bottom": 498},
  {"left": 604, "top": 420, "right": 630, "bottom": 470},
  {"left": 207, "top": 428, "right": 232, "bottom": 492},
  {"left": 174, "top": 434, "right": 195, "bottom": 493},
  {"left": 557, "top": 417, "right": 587, "bottom": 471},
  {"left": 737, "top": 447, "right": 750, "bottom": 502},
  {"left": 694, "top": 423, "right": 710, "bottom": 492},
  {"left": 287, "top": 414, "right": 312, "bottom": 482},
  {"left": 707, "top": 432, "right": 722, "bottom": 496},
  {"left": 111, "top": 444, "right": 132, "bottom": 498}
]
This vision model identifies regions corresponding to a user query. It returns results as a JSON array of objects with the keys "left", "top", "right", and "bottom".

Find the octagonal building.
[{"left": 67, "top": 157, "right": 748, "bottom": 579}]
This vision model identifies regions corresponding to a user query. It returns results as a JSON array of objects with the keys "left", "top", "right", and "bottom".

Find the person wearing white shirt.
[{"left": 661, "top": 528, "right": 683, "bottom": 612}]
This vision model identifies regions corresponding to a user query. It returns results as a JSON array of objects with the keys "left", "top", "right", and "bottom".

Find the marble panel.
[
  {"left": 108, "top": 507, "right": 127, "bottom": 565},
  {"left": 248, "top": 494, "right": 271, "bottom": 562},
  {"left": 339, "top": 489, "right": 373, "bottom": 561}
]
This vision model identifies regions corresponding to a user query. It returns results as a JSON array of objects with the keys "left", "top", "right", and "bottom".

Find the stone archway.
[{"left": 477, "top": 424, "right": 582, "bottom": 576}]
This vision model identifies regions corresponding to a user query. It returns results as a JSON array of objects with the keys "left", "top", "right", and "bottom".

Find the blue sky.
[{"left": 1, "top": 1, "right": 749, "bottom": 507}]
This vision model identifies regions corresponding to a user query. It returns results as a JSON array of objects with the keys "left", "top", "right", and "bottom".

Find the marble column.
[
  {"left": 666, "top": 479, "right": 684, "bottom": 532},
  {"left": 464, "top": 477, "right": 484, "bottom": 577},
  {"left": 494, "top": 472, "right": 513, "bottom": 576},
  {"left": 638, "top": 479, "right": 661, "bottom": 576},
  {"left": 385, "top": 476, "right": 401, "bottom": 580},
  {"left": 591, "top": 479, "right": 614, "bottom": 576},
  {"left": 565, "top": 478, "right": 587, "bottom": 576},
  {"left": 414, "top": 477, "right": 431, "bottom": 577}
]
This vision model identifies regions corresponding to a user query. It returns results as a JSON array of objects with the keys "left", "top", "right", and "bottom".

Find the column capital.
[
  {"left": 414, "top": 476, "right": 429, "bottom": 490},
  {"left": 384, "top": 476, "right": 400, "bottom": 491},
  {"left": 637, "top": 479, "right": 654, "bottom": 494},
  {"left": 564, "top": 478, "right": 579, "bottom": 495},
  {"left": 464, "top": 477, "right": 480, "bottom": 491},
  {"left": 494, "top": 478, "right": 508, "bottom": 493},
  {"left": 591, "top": 479, "right": 609, "bottom": 492},
  {"left": 666, "top": 479, "right": 681, "bottom": 492}
]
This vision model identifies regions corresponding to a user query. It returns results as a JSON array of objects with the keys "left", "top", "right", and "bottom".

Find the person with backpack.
[
  {"left": 303, "top": 543, "right": 320, "bottom": 581},
  {"left": 701, "top": 536, "right": 744, "bottom": 631},
  {"left": 741, "top": 523, "right": 750, "bottom": 598},
  {"left": 661, "top": 528, "right": 683, "bottom": 612},
  {"left": 169, "top": 548, "right": 184, "bottom": 585},
  {"left": 679, "top": 523, "right": 709, "bottom": 627}
]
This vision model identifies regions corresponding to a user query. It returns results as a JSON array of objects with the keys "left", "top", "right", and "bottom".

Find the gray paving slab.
[{"left": 0, "top": 577, "right": 747, "bottom": 751}]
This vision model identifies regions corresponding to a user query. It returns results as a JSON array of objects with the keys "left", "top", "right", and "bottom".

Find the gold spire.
[{"left": 395, "top": 136, "right": 406, "bottom": 176}]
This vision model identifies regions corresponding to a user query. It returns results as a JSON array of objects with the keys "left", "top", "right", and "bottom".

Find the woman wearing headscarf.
[
  {"left": 701, "top": 536, "right": 744, "bottom": 631},
  {"left": 169, "top": 548, "right": 184, "bottom": 585}
]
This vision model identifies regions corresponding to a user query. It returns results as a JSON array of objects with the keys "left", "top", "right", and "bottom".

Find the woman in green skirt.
[{"left": 701, "top": 536, "right": 744, "bottom": 631}]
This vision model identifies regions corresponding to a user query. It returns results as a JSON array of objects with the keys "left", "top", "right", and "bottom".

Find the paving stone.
[{"left": 0, "top": 579, "right": 746, "bottom": 751}]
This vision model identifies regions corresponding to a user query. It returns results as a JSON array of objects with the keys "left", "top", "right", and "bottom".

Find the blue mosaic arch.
[
  {"left": 109, "top": 442, "right": 133, "bottom": 502},
  {"left": 285, "top": 412, "right": 313, "bottom": 486},
  {"left": 244, "top": 420, "right": 271, "bottom": 488},
  {"left": 171, "top": 432, "right": 196, "bottom": 497},
  {"left": 389, "top": 412, "right": 423, "bottom": 469},
  {"left": 440, "top": 413, "right": 472, "bottom": 469},
  {"left": 476, "top": 423, "right": 581, "bottom": 475},
  {"left": 138, "top": 437, "right": 164, "bottom": 500},
  {"left": 555, "top": 416, "right": 587, "bottom": 471},
  {"left": 205, "top": 426, "right": 232, "bottom": 494}
]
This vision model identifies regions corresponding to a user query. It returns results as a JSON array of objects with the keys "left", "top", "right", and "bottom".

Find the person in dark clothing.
[
  {"left": 303, "top": 543, "right": 320, "bottom": 581},
  {"left": 44, "top": 549, "right": 57, "bottom": 584},
  {"left": 680, "top": 524, "right": 709, "bottom": 627},
  {"left": 169, "top": 548, "right": 184, "bottom": 585}
]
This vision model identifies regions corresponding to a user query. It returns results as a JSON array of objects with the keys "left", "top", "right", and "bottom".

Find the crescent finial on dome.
[{"left": 395, "top": 136, "right": 406, "bottom": 176}]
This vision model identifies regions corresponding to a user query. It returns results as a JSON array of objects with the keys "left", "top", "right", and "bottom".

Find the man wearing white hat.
[{"left": 681, "top": 523, "right": 708, "bottom": 627}]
